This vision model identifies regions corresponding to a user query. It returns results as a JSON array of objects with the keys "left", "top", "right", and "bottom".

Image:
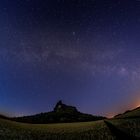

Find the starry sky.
[{"left": 0, "top": 0, "right": 140, "bottom": 117}]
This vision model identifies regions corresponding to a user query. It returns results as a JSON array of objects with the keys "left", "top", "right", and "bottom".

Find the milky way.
[{"left": 0, "top": 0, "right": 140, "bottom": 117}]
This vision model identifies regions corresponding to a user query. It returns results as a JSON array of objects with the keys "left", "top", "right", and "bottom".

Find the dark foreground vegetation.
[
  {"left": 0, "top": 117, "right": 140, "bottom": 140},
  {"left": 0, "top": 103, "right": 140, "bottom": 140}
]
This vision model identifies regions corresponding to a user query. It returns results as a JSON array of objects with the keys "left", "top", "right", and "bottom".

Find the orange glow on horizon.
[
  {"left": 136, "top": 104, "right": 140, "bottom": 108},
  {"left": 133, "top": 97, "right": 140, "bottom": 108},
  {"left": 106, "top": 112, "right": 116, "bottom": 118},
  {"left": 127, "top": 91, "right": 140, "bottom": 109}
]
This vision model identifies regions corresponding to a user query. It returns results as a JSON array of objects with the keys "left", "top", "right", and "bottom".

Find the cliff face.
[{"left": 54, "top": 100, "right": 78, "bottom": 113}]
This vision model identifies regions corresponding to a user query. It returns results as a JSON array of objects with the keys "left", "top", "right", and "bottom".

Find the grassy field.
[
  {"left": 0, "top": 118, "right": 114, "bottom": 140},
  {"left": 0, "top": 117, "right": 140, "bottom": 140}
]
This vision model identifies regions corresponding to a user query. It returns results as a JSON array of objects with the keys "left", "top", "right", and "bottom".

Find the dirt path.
[{"left": 104, "top": 120, "right": 138, "bottom": 140}]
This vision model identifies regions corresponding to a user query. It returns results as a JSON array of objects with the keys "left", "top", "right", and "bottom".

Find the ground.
[{"left": 0, "top": 117, "right": 140, "bottom": 140}]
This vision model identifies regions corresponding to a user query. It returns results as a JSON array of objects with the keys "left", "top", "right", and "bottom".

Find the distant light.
[
  {"left": 136, "top": 104, "right": 140, "bottom": 108},
  {"left": 106, "top": 113, "right": 115, "bottom": 118}
]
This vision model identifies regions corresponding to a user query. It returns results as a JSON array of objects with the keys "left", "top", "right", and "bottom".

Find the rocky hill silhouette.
[{"left": 13, "top": 100, "right": 105, "bottom": 124}]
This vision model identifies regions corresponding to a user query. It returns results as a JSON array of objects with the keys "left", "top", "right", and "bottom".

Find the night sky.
[{"left": 0, "top": 0, "right": 140, "bottom": 117}]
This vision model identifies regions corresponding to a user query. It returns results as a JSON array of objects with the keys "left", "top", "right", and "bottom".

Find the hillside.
[
  {"left": 115, "top": 107, "right": 140, "bottom": 118},
  {"left": 13, "top": 101, "right": 105, "bottom": 124}
]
